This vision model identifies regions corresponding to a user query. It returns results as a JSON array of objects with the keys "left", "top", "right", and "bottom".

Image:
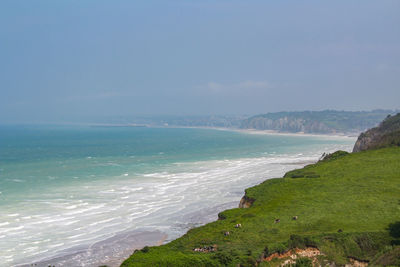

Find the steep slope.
[
  {"left": 121, "top": 147, "right": 400, "bottom": 267},
  {"left": 353, "top": 113, "right": 400, "bottom": 152}
]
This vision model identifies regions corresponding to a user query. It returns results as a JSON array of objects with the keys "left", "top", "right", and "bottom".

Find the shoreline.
[
  {"left": 87, "top": 123, "right": 359, "bottom": 139},
  {"left": 9, "top": 129, "right": 355, "bottom": 267},
  {"left": 23, "top": 230, "right": 167, "bottom": 267},
  {"left": 18, "top": 157, "right": 327, "bottom": 267},
  {"left": 165, "top": 125, "right": 358, "bottom": 140}
]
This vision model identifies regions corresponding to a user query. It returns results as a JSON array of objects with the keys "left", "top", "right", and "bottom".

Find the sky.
[{"left": 1, "top": 0, "right": 399, "bottom": 123}]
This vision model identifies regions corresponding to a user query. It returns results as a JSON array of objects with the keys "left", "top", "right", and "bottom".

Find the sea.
[{"left": 0, "top": 125, "right": 355, "bottom": 266}]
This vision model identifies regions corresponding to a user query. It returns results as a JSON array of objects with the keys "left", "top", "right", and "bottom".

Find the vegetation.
[
  {"left": 121, "top": 146, "right": 400, "bottom": 266},
  {"left": 319, "top": 150, "right": 349, "bottom": 162}
]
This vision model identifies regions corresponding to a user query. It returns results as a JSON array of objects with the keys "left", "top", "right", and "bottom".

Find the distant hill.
[
  {"left": 240, "top": 110, "right": 396, "bottom": 134},
  {"left": 353, "top": 112, "right": 400, "bottom": 152}
]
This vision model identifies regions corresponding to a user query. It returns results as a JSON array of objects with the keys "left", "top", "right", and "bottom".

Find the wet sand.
[{"left": 20, "top": 230, "right": 167, "bottom": 267}]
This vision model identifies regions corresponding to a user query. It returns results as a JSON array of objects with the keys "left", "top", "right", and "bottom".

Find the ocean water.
[{"left": 0, "top": 126, "right": 355, "bottom": 266}]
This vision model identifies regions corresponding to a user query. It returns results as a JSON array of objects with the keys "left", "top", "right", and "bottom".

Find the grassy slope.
[{"left": 121, "top": 147, "right": 400, "bottom": 266}]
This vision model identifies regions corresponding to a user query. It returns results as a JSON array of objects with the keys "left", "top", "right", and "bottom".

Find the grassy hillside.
[{"left": 121, "top": 147, "right": 400, "bottom": 266}]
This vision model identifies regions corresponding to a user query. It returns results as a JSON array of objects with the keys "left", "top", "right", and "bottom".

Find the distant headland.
[{"left": 90, "top": 110, "right": 398, "bottom": 136}]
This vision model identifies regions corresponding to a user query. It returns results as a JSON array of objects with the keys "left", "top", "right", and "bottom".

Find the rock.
[
  {"left": 238, "top": 195, "right": 255, "bottom": 208},
  {"left": 193, "top": 244, "right": 217, "bottom": 253},
  {"left": 353, "top": 113, "right": 400, "bottom": 152}
]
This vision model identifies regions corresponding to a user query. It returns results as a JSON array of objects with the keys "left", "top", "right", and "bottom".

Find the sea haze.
[{"left": 0, "top": 126, "right": 355, "bottom": 266}]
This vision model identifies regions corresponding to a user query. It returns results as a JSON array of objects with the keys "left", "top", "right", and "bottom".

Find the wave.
[{"left": 0, "top": 143, "right": 353, "bottom": 266}]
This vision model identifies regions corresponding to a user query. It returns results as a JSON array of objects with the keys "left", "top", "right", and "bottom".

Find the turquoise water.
[{"left": 0, "top": 126, "right": 355, "bottom": 266}]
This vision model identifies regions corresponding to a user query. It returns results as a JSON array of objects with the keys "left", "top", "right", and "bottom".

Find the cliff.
[
  {"left": 240, "top": 110, "right": 394, "bottom": 134},
  {"left": 353, "top": 113, "right": 400, "bottom": 152},
  {"left": 238, "top": 195, "right": 255, "bottom": 208}
]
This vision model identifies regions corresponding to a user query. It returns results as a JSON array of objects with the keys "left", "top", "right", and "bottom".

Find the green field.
[{"left": 121, "top": 147, "right": 400, "bottom": 266}]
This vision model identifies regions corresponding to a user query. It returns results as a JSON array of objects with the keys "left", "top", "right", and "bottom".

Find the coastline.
[
  {"left": 24, "top": 230, "right": 167, "bottom": 267},
  {"left": 25, "top": 157, "right": 332, "bottom": 267},
  {"left": 87, "top": 123, "right": 358, "bottom": 139},
  {"left": 122, "top": 146, "right": 400, "bottom": 266},
  {"left": 4, "top": 127, "right": 356, "bottom": 267},
  {"left": 164, "top": 125, "right": 358, "bottom": 139},
  {"left": 225, "top": 128, "right": 357, "bottom": 139}
]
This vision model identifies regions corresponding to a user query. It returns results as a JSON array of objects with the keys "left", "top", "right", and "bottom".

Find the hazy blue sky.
[{"left": 1, "top": 1, "right": 399, "bottom": 123}]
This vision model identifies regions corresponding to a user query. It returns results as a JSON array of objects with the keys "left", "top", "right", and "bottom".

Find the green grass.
[{"left": 121, "top": 147, "right": 400, "bottom": 266}]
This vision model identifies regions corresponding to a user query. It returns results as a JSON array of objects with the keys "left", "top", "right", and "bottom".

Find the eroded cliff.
[{"left": 353, "top": 113, "right": 400, "bottom": 152}]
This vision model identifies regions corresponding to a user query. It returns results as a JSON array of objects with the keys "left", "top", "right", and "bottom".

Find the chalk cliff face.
[
  {"left": 241, "top": 116, "right": 331, "bottom": 133},
  {"left": 240, "top": 110, "right": 393, "bottom": 134},
  {"left": 353, "top": 113, "right": 400, "bottom": 152}
]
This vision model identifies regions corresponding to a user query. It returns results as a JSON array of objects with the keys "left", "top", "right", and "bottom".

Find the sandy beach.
[
  {"left": 25, "top": 230, "right": 167, "bottom": 267},
  {"left": 166, "top": 125, "right": 358, "bottom": 140}
]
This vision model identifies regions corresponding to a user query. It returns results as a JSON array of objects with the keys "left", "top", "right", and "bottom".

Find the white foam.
[
  {"left": 48, "top": 243, "right": 64, "bottom": 248},
  {"left": 89, "top": 218, "right": 116, "bottom": 227},
  {"left": 0, "top": 226, "right": 24, "bottom": 234},
  {"left": 0, "top": 140, "right": 354, "bottom": 266},
  {"left": 63, "top": 220, "right": 80, "bottom": 226}
]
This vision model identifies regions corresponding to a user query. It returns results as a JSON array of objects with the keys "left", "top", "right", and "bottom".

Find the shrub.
[
  {"left": 238, "top": 256, "right": 257, "bottom": 267},
  {"left": 388, "top": 222, "right": 400, "bottom": 239},
  {"left": 288, "top": 235, "right": 317, "bottom": 249},
  {"left": 320, "top": 150, "right": 349, "bottom": 162},
  {"left": 294, "top": 257, "right": 312, "bottom": 267},
  {"left": 140, "top": 246, "right": 149, "bottom": 253},
  {"left": 218, "top": 212, "right": 227, "bottom": 220},
  {"left": 263, "top": 246, "right": 269, "bottom": 256},
  {"left": 270, "top": 243, "right": 288, "bottom": 254},
  {"left": 212, "top": 251, "right": 233, "bottom": 265}
]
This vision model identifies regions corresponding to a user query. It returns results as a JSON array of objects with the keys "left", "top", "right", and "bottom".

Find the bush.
[
  {"left": 211, "top": 251, "right": 233, "bottom": 265},
  {"left": 238, "top": 256, "right": 257, "bottom": 267},
  {"left": 320, "top": 150, "right": 349, "bottom": 162},
  {"left": 372, "top": 246, "right": 400, "bottom": 266},
  {"left": 294, "top": 257, "right": 312, "bottom": 267},
  {"left": 140, "top": 246, "right": 149, "bottom": 253},
  {"left": 388, "top": 221, "right": 400, "bottom": 239},
  {"left": 288, "top": 235, "right": 317, "bottom": 249},
  {"left": 263, "top": 246, "right": 269, "bottom": 256},
  {"left": 270, "top": 243, "right": 288, "bottom": 254},
  {"left": 218, "top": 212, "right": 227, "bottom": 220}
]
